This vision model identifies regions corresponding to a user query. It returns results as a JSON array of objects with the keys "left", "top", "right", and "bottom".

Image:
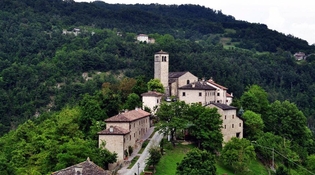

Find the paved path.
[{"left": 117, "top": 127, "right": 164, "bottom": 175}]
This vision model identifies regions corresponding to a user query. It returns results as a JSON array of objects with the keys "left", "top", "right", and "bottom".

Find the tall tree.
[
  {"left": 123, "top": 93, "right": 142, "bottom": 110},
  {"left": 266, "top": 100, "right": 313, "bottom": 150},
  {"left": 240, "top": 85, "right": 269, "bottom": 116},
  {"left": 156, "top": 101, "right": 189, "bottom": 145},
  {"left": 176, "top": 148, "right": 216, "bottom": 175},
  {"left": 220, "top": 138, "right": 256, "bottom": 174},
  {"left": 79, "top": 93, "right": 107, "bottom": 135},
  {"left": 146, "top": 146, "right": 162, "bottom": 172},
  {"left": 188, "top": 104, "right": 223, "bottom": 151},
  {"left": 147, "top": 79, "right": 164, "bottom": 93},
  {"left": 242, "top": 110, "right": 264, "bottom": 140}
]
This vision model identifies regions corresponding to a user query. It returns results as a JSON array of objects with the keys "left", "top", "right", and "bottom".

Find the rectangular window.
[
  {"left": 224, "top": 125, "right": 226, "bottom": 129},
  {"left": 199, "top": 92, "right": 202, "bottom": 96},
  {"left": 217, "top": 93, "right": 220, "bottom": 96},
  {"left": 232, "top": 124, "right": 234, "bottom": 128},
  {"left": 239, "top": 123, "right": 242, "bottom": 127},
  {"left": 232, "top": 115, "right": 234, "bottom": 119},
  {"left": 134, "top": 133, "right": 135, "bottom": 137},
  {"left": 182, "top": 92, "right": 186, "bottom": 96},
  {"left": 224, "top": 115, "right": 226, "bottom": 119}
]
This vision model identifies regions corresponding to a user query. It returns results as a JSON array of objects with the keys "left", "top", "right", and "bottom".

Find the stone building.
[
  {"left": 98, "top": 109, "right": 150, "bottom": 163},
  {"left": 207, "top": 103, "right": 243, "bottom": 143},
  {"left": 141, "top": 91, "right": 164, "bottom": 114},
  {"left": 178, "top": 80, "right": 216, "bottom": 106},
  {"left": 169, "top": 71, "right": 198, "bottom": 97},
  {"left": 154, "top": 50, "right": 169, "bottom": 93},
  {"left": 51, "top": 157, "right": 110, "bottom": 175},
  {"left": 151, "top": 50, "right": 241, "bottom": 143}
]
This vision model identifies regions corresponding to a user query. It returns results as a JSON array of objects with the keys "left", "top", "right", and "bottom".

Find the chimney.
[
  {"left": 192, "top": 82, "right": 195, "bottom": 88},
  {"left": 109, "top": 126, "right": 113, "bottom": 133},
  {"left": 74, "top": 164, "right": 82, "bottom": 175},
  {"left": 135, "top": 107, "right": 138, "bottom": 111}
]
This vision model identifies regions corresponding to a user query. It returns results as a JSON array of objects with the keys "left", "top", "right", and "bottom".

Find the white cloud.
[{"left": 265, "top": 7, "right": 285, "bottom": 30}]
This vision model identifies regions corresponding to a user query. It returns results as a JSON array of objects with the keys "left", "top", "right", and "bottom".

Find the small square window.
[
  {"left": 182, "top": 92, "right": 186, "bottom": 96},
  {"left": 199, "top": 92, "right": 202, "bottom": 96},
  {"left": 239, "top": 123, "right": 242, "bottom": 127}
]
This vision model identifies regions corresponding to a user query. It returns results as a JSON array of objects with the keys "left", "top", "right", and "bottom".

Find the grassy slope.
[{"left": 153, "top": 142, "right": 269, "bottom": 175}]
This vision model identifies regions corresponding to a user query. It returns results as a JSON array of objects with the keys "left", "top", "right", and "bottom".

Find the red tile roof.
[
  {"left": 105, "top": 109, "right": 150, "bottom": 122},
  {"left": 141, "top": 91, "right": 164, "bottom": 97},
  {"left": 226, "top": 93, "right": 233, "bottom": 97},
  {"left": 207, "top": 78, "right": 228, "bottom": 90},
  {"left": 98, "top": 126, "right": 130, "bottom": 135}
]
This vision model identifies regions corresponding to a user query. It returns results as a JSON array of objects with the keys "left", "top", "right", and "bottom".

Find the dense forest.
[{"left": 1, "top": 0, "right": 315, "bottom": 173}]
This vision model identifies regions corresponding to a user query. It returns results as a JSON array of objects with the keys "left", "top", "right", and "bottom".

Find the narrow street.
[{"left": 117, "top": 127, "right": 164, "bottom": 175}]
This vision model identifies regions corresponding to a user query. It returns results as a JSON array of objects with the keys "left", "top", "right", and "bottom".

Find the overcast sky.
[{"left": 74, "top": 0, "right": 315, "bottom": 45}]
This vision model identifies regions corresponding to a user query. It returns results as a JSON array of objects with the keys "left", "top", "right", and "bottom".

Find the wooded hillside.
[{"left": 0, "top": 0, "right": 315, "bottom": 136}]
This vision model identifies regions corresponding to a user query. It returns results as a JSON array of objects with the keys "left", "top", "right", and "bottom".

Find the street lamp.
[
  {"left": 252, "top": 141, "right": 275, "bottom": 171},
  {"left": 137, "top": 162, "right": 140, "bottom": 175}
]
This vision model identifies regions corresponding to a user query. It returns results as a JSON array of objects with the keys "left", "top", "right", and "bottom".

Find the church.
[
  {"left": 142, "top": 50, "right": 243, "bottom": 143},
  {"left": 152, "top": 50, "right": 233, "bottom": 106}
]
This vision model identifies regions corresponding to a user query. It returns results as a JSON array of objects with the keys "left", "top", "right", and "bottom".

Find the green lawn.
[
  {"left": 152, "top": 141, "right": 269, "bottom": 175},
  {"left": 154, "top": 143, "right": 194, "bottom": 175}
]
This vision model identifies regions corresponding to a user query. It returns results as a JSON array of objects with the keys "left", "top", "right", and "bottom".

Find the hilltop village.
[{"left": 96, "top": 51, "right": 243, "bottom": 170}]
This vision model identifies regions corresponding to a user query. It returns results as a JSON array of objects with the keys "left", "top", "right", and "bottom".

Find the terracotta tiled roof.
[
  {"left": 98, "top": 126, "right": 130, "bottom": 135},
  {"left": 169, "top": 71, "right": 188, "bottom": 78},
  {"left": 179, "top": 81, "right": 216, "bottom": 90},
  {"left": 141, "top": 91, "right": 164, "bottom": 97},
  {"left": 226, "top": 93, "right": 233, "bottom": 97},
  {"left": 210, "top": 103, "right": 237, "bottom": 110},
  {"left": 51, "top": 158, "right": 109, "bottom": 175},
  {"left": 207, "top": 78, "right": 228, "bottom": 90},
  {"left": 105, "top": 109, "right": 150, "bottom": 122}
]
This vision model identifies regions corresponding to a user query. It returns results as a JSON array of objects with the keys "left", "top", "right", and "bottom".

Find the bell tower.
[{"left": 154, "top": 50, "right": 169, "bottom": 95}]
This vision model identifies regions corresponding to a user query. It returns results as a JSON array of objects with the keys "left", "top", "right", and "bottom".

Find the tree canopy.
[
  {"left": 176, "top": 148, "right": 216, "bottom": 175},
  {"left": 220, "top": 138, "right": 256, "bottom": 174}
]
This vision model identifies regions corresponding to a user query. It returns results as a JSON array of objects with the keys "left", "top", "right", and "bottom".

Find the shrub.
[{"left": 128, "top": 146, "right": 133, "bottom": 155}]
